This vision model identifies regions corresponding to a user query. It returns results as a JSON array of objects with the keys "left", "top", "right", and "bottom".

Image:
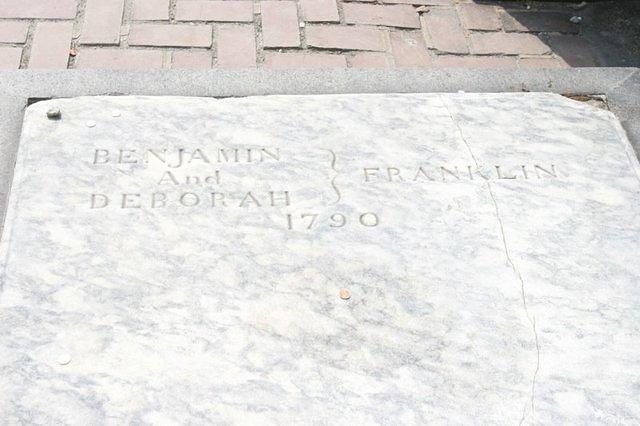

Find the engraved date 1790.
[{"left": 285, "top": 212, "right": 379, "bottom": 230}]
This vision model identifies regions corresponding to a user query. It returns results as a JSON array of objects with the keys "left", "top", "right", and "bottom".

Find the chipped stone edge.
[{"left": 0, "top": 68, "right": 638, "bottom": 236}]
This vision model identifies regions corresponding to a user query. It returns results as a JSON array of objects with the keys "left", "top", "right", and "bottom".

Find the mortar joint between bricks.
[
  {"left": 263, "top": 46, "right": 345, "bottom": 55},
  {"left": 68, "top": 1, "right": 91, "bottom": 67},
  {"left": 162, "top": 51, "right": 172, "bottom": 69},
  {"left": 0, "top": 42, "right": 22, "bottom": 49},
  {"left": 169, "top": 0, "right": 178, "bottom": 23},
  {"left": 19, "top": 20, "right": 37, "bottom": 69},
  {"left": 336, "top": 0, "right": 346, "bottom": 26},
  {"left": 344, "top": 51, "right": 355, "bottom": 68},
  {"left": 210, "top": 25, "right": 217, "bottom": 68},
  {"left": 254, "top": 0, "right": 265, "bottom": 66},
  {"left": 382, "top": 27, "right": 391, "bottom": 54},
  {"left": 76, "top": 45, "right": 207, "bottom": 52},
  {"left": 71, "top": 0, "right": 88, "bottom": 40},
  {"left": 296, "top": 1, "right": 308, "bottom": 50},
  {"left": 67, "top": 0, "right": 89, "bottom": 69},
  {"left": 469, "top": 28, "right": 507, "bottom": 34},
  {"left": 0, "top": 17, "right": 81, "bottom": 23},
  {"left": 119, "top": 0, "right": 135, "bottom": 48}
]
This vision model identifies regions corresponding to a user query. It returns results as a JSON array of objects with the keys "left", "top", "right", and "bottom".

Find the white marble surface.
[{"left": 1, "top": 94, "right": 639, "bottom": 424}]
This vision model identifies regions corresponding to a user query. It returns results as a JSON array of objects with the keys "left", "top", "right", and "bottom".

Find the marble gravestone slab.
[{"left": 1, "top": 94, "right": 639, "bottom": 424}]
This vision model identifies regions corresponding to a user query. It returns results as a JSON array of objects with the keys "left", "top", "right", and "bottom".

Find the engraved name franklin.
[{"left": 363, "top": 164, "right": 558, "bottom": 182}]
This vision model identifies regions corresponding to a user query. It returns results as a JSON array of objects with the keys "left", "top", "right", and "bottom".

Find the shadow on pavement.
[{"left": 482, "top": 0, "right": 640, "bottom": 66}]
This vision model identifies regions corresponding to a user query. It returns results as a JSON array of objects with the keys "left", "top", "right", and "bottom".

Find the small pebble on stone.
[
  {"left": 339, "top": 289, "right": 351, "bottom": 300},
  {"left": 46, "top": 108, "right": 61, "bottom": 120},
  {"left": 56, "top": 354, "right": 72, "bottom": 365},
  {"left": 572, "top": 1, "right": 588, "bottom": 10}
]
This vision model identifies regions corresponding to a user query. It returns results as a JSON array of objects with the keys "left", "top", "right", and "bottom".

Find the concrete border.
[{"left": 0, "top": 68, "right": 638, "bottom": 218}]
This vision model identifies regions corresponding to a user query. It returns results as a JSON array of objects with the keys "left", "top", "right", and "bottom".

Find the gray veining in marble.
[{"left": 1, "top": 94, "right": 639, "bottom": 424}]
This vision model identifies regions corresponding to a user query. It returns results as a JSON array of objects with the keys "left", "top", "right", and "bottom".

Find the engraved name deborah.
[{"left": 87, "top": 146, "right": 559, "bottom": 228}]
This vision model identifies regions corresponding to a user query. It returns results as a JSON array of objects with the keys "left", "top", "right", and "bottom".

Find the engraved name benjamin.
[{"left": 92, "top": 147, "right": 281, "bottom": 167}]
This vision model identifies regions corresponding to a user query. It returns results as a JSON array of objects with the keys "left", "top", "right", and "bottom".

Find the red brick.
[
  {"left": 129, "top": 24, "right": 212, "bottom": 47},
  {"left": 81, "top": 0, "right": 125, "bottom": 45},
  {"left": 176, "top": 1, "right": 253, "bottom": 22},
  {"left": 458, "top": 4, "right": 500, "bottom": 31},
  {"left": 261, "top": 1, "right": 300, "bottom": 47},
  {"left": 350, "top": 52, "right": 391, "bottom": 68},
  {"left": 77, "top": 48, "right": 164, "bottom": 69},
  {"left": 518, "top": 57, "right": 568, "bottom": 69},
  {"left": 434, "top": 55, "right": 517, "bottom": 69},
  {"left": 390, "top": 31, "right": 432, "bottom": 67},
  {"left": 0, "top": 0, "right": 77, "bottom": 19},
  {"left": 173, "top": 51, "right": 211, "bottom": 69},
  {"left": 0, "top": 21, "right": 29, "bottom": 43},
  {"left": 0, "top": 46, "right": 22, "bottom": 69},
  {"left": 300, "top": 0, "right": 339, "bottom": 22},
  {"left": 420, "top": 8, "right": 468, "bottom": 54},
  {"left": 306, "top": 25, "right": 386, "bottom": 51},
  {"left": 343, "top": 3, "right": 420, "bottom": 28},
  {"left": 469, "top": 32, "right": 550, "bottom": 55},
  {"left": 132, "top": 0, "right": 170, "bottom": 21},
  {"left": 217, "top": 25, "right": 256, "bottom": 67},
  {"left": 263, "top": 52, "right": 346, "bottom": 69},
  {"left": 29, "top": 22, "right": 73, "bottom": 69}
]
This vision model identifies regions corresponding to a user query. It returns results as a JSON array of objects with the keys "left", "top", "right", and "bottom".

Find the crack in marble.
[
  {"left": 440, "top": 95, "right": 541, "bottom": 425},
  {"left": 322, "top": 148, "right": 341, "bottom": 204}
]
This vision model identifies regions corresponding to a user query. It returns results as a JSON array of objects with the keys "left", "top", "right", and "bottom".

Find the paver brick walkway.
[{"left": 0, "top": 0, "right": 636, "bottom": 70}]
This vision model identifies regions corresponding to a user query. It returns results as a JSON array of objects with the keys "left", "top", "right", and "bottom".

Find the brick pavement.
[{"left": 0, "top": 0, "right": 629, "bottom": 69}]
